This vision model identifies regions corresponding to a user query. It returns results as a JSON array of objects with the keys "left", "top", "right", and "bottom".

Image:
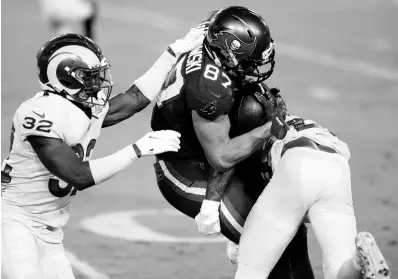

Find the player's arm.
[
  {"left": 193, "top": 111, "right": 270, "bottom": 235},
  {"left": 192, "top": 111, "right": 272, "bottom": 172},
  {"left": 102, "top": 50, "right": 176, "bottom": 128},
  {"left": 103, "top": 23, "right": 207, "bottom": 128},
  {"left": 102, "top": 84, "right": 150, "bottom": 128},
  {"left": 27, "top": 130, "right": 180, "bottom": 190},
  {"left": 28, "top": 136, "right": 96, "bottom": 188}
]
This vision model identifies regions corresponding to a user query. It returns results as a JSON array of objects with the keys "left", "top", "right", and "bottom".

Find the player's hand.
[
  {"left": 194, "top": 200, "right": 221, "bottom": 235},
  {"left": 133, "top": 130, "right": 181, "bottom": 157},
  {"left": 253, "top": 84, "right": 289, "bottom": 140},
  {"left": 226, "top": 240, "right": 239, "bottom": 265},
  {"left": 167, "top": 21, "right": 207, "bottom": 58},
  {"left": 269, "top": 87, "right": 287, "bottom": 120}
]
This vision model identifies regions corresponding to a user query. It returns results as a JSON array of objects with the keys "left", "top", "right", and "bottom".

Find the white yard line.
[
  {"left": 66, "top": 250, "right": 110, "bottom": 279},
  {"left": 80, "top": 209, "right": 227, "bottom": 243},
  {"left": 100, "top": 3, "right": 398, "bottom": 83}
]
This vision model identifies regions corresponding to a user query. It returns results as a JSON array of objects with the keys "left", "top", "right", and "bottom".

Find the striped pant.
[{"left": 153, "top": 159, "right": 315, "bottom": 279}]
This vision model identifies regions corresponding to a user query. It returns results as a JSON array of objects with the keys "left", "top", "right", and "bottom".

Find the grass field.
[{"left": 1, "top": 0, "right": 398, "bottom": 278}]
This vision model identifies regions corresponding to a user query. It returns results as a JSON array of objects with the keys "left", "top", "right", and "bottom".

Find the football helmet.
[
  {"left": 204, "top": 6, "right": 275, "bottom": 83},
  {"left": 36, "top": 33, "right": 113, "bottom": 107}
]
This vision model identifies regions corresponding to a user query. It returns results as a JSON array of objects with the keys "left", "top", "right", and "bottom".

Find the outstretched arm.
[
  {"left": 28, "top": 130, "right": 180, "bottom": 192},
  {"left": 102, "top": 49, "right": 177, "bottom": 128},
  {"left": 102, "top": 84, "right": 150, "bottom": 128},
  {"left": 103, "top": 24, "right": 207, "bottom": 128}
]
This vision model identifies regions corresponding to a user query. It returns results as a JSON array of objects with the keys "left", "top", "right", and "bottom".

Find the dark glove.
[
  {"left": 269, "top": 87, "right": 287, "bottom": 120},
  {"left": 252, "top": 84, "right": 289, "bottom": 140}
]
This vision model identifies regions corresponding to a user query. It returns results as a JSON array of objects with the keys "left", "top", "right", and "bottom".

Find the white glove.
[
  {"left": 226, "top": 240, "right": 239, "bottom": 265},
  {"left": 134, "top": 130, "right": 181, "bottom": 157},
  {"left": 194, "top": 200, "right": 221, "bottom": 235},
  {"left": 168, "top": 26, "right": 206, "bottom": 57}
]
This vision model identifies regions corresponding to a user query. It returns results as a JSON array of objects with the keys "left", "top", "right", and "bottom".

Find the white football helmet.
[{"left": 36, "top": 33, "right": 113, "bottom": 106}]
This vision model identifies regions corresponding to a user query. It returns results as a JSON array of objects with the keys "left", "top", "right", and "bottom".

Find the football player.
[
  {"left": 231, "top": 84, "right": 391, "bottom": 279},
  {"left": 151, "top": 6, "right": 313, "bottom": 279},
  {"left": 39, "top": 0, "right": 98, "bottom": 39},
  {"left": 1, "top": 28, "right": 205, "bottom": 279}
]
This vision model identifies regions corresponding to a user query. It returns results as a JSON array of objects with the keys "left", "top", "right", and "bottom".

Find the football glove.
[
  {"left": 167, "top": 21, "right": 207, "bottom": 58},
  {"left": 194, "top": 200, "right": 221, "bottom": 235},
  {"left": 133, "top": 130, "right": 181, "bottom": 157},
  {"left": 252, "top": 84, "right": 289, "bottom": 140}
]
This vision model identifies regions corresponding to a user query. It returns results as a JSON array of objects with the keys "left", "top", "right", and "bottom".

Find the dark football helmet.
[
  {"left": 36, "top": 33, "right": 113, "bottom": 107},
  {"left": 204, "top": 6, "right": 275, "bottom": 83}
]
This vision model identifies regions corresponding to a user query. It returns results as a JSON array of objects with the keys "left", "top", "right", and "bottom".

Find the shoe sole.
[{"left": 355, "top": 232, "right": 391, "bottom": 279}]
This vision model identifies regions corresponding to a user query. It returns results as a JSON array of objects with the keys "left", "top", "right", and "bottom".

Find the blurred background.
[{"left": 2, "top": 0, "right": 398, "bottom": 278}]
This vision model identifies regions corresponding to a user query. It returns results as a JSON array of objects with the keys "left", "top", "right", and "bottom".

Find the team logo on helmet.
[{"left": 230, "top": 40, "right": 241, "bottom": 51}]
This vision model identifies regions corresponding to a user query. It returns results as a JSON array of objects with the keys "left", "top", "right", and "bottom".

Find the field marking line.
[
  {"left": 66, "top": 250, "right": 110, "bottom": 279},
  {"left": 80, "top": 208, "right": 227, "bottom": 243},
  {"left": 100, "top": 3, "right": 398, "bottom": 83}
]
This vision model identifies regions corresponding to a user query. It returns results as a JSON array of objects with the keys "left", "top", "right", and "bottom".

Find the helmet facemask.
[
  {"left": 229, "top": 41, "right": 275, "bottom": 84},
  {"left": 68, "top": 58, "right": 113, "bottom": 107},
  {"left": 45, "top": 55, "right": 114, "bottom": 108},
  {"left": 206, "top": 31, "right": 275, "bottom": 85},
  {"left": 205, "top": 6, "right": 276, "bottom": 85},
  {"left": 37, "top": 35, "right": 114, "bottom": 109}
]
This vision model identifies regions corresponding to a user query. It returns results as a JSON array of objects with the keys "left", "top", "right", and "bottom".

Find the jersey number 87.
[{"left": 203, "top": 64, "right": 232, "bottom": 89}]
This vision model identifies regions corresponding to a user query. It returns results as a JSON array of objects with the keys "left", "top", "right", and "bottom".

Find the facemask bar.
[
  {"left": 71, "top": 59, "right": 114, "bottom": 107},
  {"left": 234, "top": 41, "right": 275, "bottom": 84}
]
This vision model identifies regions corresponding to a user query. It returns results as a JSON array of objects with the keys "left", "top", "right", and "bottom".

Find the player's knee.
[
  {"left": 322, "top": 250, "right": 356, "bottom": 279},
  {"left": 323, "top": 260, "right": 345, "bottom": 279}
]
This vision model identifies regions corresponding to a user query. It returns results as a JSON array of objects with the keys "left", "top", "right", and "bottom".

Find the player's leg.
[
  {"left": 1, "top": 220, "right": 42, "bottom": 279},
  {"left": 155, "top": 158, "right": 314, "bottom": 279},
  {"left": 222, "top": 172, "right": 314, "bottom": 279},
  {"left": 82, "top": 0, "right": 98, "bottom": 39},
  {"left": 39, "top": 238, "right": 74, "bottom": 279},
  {"left": 39, "top": 0, "right": 95, "bottom": 36},
  {"left": 154, "top": 158, "right": 263, "bottom": 242},
  {"left": 235, "top": 147, "right": 322, "bottom": 279},
  {"left": 306, "top": 150, "right": 361, "bottom": 279},
  {"left": 154, "top": 159, "right": 206, "bottom": 218},
  {"left": 233, "top": 157, "right": 315, "bottom": 279}
]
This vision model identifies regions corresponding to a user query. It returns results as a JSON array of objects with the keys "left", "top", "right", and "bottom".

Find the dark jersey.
[{"left": 151, "top": 44, "right": 240, "bottom": 162}]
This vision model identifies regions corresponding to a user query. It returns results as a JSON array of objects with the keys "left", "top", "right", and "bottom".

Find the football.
[{"left": 229, "top": 93, "right": 266, "bottom": 137}]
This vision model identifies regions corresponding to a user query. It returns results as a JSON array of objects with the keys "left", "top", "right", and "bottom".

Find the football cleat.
[{"left": 355, "top": 232, "right": 391, "bottom": 279}]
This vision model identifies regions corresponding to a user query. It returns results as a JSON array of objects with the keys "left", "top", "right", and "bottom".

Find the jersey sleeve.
[
  {"left": 185, "top": 74, "right": 234, "bottom": 121},
  {"left": 15, "top": 99, "right": 65, "bottom": 142}
]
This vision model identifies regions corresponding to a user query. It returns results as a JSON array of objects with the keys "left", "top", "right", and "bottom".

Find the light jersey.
[
  {"left": 1, "top": 91, "right": 109, "bottom": 230},
  {"left": 268, "top": 115, "right": 351, "bottom": 172}
]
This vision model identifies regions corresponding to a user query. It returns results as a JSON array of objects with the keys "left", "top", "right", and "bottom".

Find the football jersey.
[
  {"left": 1, "top": 91, "right": 109, "bottom": 230},
  {"left": 151, "top": 43, "right": 240, "bottom": 162},
  {"left": 267, "top": 115, "right": 351, "bottom": 172}
]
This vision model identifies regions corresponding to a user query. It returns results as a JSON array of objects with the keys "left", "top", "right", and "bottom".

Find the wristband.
[{"left": 89, "top": 145, "right": 138, "bottom": 184}]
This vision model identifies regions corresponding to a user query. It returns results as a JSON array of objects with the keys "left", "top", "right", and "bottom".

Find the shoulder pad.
[
  {"left": 184, "top": 53, "right": 235, "bottom": 120},
  {"left": 15, "top": 94, "right": 71, "bottom": 141}
]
